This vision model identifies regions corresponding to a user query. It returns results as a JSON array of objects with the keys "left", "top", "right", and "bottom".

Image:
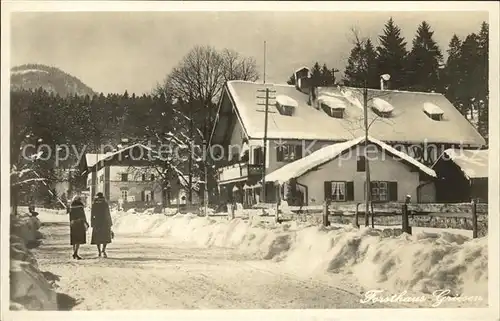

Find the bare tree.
[
  {"left": 338, "top": 27, "right": 401, "bottom": 227},
  {"left": 155, "top": 45, "right": 259, "bottom": 212},
  {"left": 220, "top": 49, "right": 260, "bottom": 83},
  {"left": 158, "top": 45, "right": 259, "bottom": 110}
]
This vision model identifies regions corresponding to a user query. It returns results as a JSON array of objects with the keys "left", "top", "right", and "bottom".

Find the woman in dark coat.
[
  {"left": 91, "top": 193, "right": 113, "bottom": 258},
  {"left": 69, "top": 196, "right": 89, "bottom": 260}
]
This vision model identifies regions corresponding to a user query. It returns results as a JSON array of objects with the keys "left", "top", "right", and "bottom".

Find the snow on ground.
[
  {"left": 10, "top": 211, "right": 59, "bottom": 310},
  {"left": 22, "top": 208, "right": 488, "bottom": 310},
  {"left": 32, "top": 209, "right": 394, "bottom": 310},
  {"left": 112, "top": 210, "right": 488, "bottom": 307}
]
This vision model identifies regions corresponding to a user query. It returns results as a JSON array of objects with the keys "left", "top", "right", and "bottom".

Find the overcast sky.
[{"left": 11, "top": 10, "right": 488, "bottom": 95}]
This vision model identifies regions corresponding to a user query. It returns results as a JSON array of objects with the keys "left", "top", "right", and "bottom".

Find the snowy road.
[{"left": 33, "top": 213, "right": 397, "bottom": 310}]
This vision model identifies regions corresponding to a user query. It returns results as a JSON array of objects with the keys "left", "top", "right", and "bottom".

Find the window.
[
  {"left": 253, "top": 147, "right": 264, "bottom": 165},
  {"left": 318, "top": 96, "right": 346, "bottom": 119},
  {"left": 371, "top": 181, "right": 388, "bottom": 202},
  {"left": 121, "top": 190, "right": 128, "bottom": 201},
  {"left": 371, "top": 98, "right": 394, "bottom": 118},
  {"left": 423, "top": 102, "right": 444, "bottom": 121},
  {"left": 275, "top": 95, "right": 297, "bottom": 116},
  {"left": 357, "top": 156, "right": 366, "bottom": 172},
  {"left": 276, "top": 103, "right": 295, "bottom": 116},
  {"left": 151, "top": 174, "right": 155, "bottom": 181},
  {"left": 277, "top": 144, "right": 303, "bottom": 162},
  {"left": 324, "top": 181, "right": 354, "bottom": 202},
  {"left": 371, "top": 108, "right": 392, "bottom": 118},
  {"left": 424, "top": 111, "right": 443, "bottom": 121},
  {"left": 121, "top": 173, "right": 128, "bottom": 182},
  {"left": 331, "top": 182, "right": 346, "bottom": 201},
  {"left": 142, "top": 174, "right": 146, "bottom": 181},
  {"left": 321, "top": 103, "right": 345, "bottom": 118},
  {"left": 369, "top": 181, "right": 398, "bottom": 202},
  {"left": 99, "top": 175, "right": 104, "bottom": 183}
]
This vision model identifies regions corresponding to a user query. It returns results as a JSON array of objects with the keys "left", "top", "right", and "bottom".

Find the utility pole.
[
  {"left": 256, "top": 86, "right": 276, "bottom": 203},
  {"left": 363, "top": 81, "right": 371, "bottom": 227}
]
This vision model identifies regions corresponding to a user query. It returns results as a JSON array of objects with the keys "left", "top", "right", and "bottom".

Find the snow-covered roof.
[
  {"left": 437, "top": 149, "right": 488, "bottom": 179},
  {"left": 85, "top": 153, "right": 111, "bottom": 168},
  {"left": 210, "top": 81, "right": 485, "bottom": 146},
  {"left": 86, "top": 143, "right": 154, "bottom": 170},
  {"left": 317, "top": 95, "right": 346, "bottom": 110},
  {"left": 423, "top": 102, "right": 444, "bottom": 115},
  {"left": 264, "top": 136, "right": 436, "bottom": 184},
  {"left": 372, "top": 97, "right": 394, "bottom": 113},
  {"left": 294, "top": 66, "right": 310, "bottom": 74},
  {"left": 276, "top": 95, "right": 298, "bottom": 108}
]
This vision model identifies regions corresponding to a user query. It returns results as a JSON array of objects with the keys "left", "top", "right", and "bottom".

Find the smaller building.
[
  {"left": 80, "top": 144, "right": 163, "bottom": 207},
  {"left": 263, "top": 136, "right": 437, "bottom": 206},
  {"left": 168, "top": 175, "right": 202, "bottom": 206},
  {"left": 432, "top": 149, "right": 488, "bottom": 203}
]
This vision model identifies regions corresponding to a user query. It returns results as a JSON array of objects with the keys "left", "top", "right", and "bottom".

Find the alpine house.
[{"left": 208, "top": 67, "right": 486, "bottom": 207}]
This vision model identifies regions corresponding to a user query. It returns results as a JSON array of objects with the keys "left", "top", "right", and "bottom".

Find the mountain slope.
[{"left": 11, "top": 64, "right": 96, "bottom": 97}]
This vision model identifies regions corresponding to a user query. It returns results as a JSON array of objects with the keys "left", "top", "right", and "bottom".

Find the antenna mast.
[{"left": 263, "top": 41, "right": 266, "bottom": 84}]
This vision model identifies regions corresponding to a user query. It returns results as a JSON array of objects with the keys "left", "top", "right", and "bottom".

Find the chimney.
[
  {"left": 294, "top": 67, "right": 311, "bottom": 94},
  {"left": 119, "top": 138, "right": 130, "bottom": 150},
  {"left": 380, "top": 78, "right": 385, "bottom": 90}
]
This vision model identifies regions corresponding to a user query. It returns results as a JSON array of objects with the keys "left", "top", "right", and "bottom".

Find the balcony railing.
[{"left": 218, "top": 162, "right": 263, "bottom": 183}]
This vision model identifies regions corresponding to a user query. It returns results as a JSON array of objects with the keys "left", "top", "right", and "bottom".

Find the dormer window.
[
  {"left": 371, "top": 97, "right": 394, "bottom": 118},
  {"left": 275, "top": 95, "right": 298, "bottom": 116},
  {"left": 318, "top": 96, "right": 346, "bottom": 119},
  {"left": 423, "top": 102, "right": 444, "bottom": 121}
]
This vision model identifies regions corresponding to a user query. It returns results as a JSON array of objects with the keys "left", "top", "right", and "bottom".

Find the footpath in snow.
[{"left": 112, "top": 209, "right": 488, "bottom": 307}]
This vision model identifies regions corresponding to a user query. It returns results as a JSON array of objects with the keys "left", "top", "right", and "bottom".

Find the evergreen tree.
[
  {"left": 311, "top": 62, "right": 322, "bottom": 86},
  {"left": 478, "top": 22, "right": 489, "bottom": 140},
  {"left": 343, "top": 38, "right": 379, "bottom": 88},
  {"left": 406, "top": 21, "right": 444, "bottom": 92},
  {"left": 321, "top": 64, "right": 333, "bottom": 86},
  {"left": 343, "top": 41, "right": 365, "bottom": 87},
  {"left": 363, "top": 39, "right": 380, "bottom": 88},
  {"left": 443, "top": 34, "right": 465, "bottom": 113},
  {"left": 459, "top": 33, "right": 482, "bottom": 119},
  {"left": 376, "top": 18, "right": 409, "bottom": 89}
]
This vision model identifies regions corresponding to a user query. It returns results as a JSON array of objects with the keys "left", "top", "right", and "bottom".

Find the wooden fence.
[{"left": 229, "top": 200, "right": 487, "bottom": 239}]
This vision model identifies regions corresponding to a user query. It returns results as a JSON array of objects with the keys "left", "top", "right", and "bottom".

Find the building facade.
[
  {"left": 208, "top": 67, "right": 486, "bottom": 207},
  {"left": 81, "top": 144, "right": 163, "bottom": 207}
]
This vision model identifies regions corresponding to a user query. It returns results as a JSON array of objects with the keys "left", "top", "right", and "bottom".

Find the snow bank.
[
  {"left": 112, "top": 212, "right": 488, "bottom": 299},
  {"left": 10, "top": 212, "right": 58, "bottom": 310},
  {"left": 10, "top": 212, "right": 42, "bottom": 244}
]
